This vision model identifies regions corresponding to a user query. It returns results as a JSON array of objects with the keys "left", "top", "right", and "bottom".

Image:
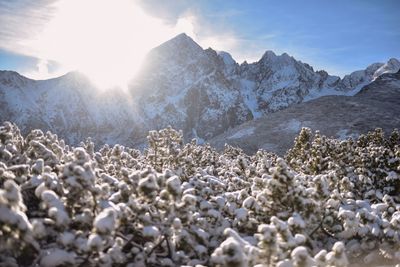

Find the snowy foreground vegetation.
[{"left": 1, "top": 122, "right": 400, "bottom": 267}]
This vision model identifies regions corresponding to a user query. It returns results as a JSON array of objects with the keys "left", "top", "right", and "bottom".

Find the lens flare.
[{"left": 26, "top": 0, "right": 196, "bottom": 89}]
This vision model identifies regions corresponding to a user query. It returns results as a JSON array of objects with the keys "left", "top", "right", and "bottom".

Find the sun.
[{"left": 27, "top": 0, "right": 195, "bottom": 89}]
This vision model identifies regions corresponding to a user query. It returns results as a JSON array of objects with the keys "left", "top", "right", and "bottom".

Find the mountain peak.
[
  {"left": 172, "top": 32, "right": 192, "bottom": 41},
  {"left": 364, "top": 62, "right": 384, "bottom": 75},
  {"left": 217, "top": 51, "right": 236, "bottom": 66},
  {"left": 258, "top": 50, "right": 297, "bottom": 69},
  {"left": 149, "top": 32, "right": 204, "bottom": 61},
  {"left": 388, "top": 58, "right": 400, "bottom": 65},
  {"left": 261, "top": 50, "right": 277, "bottom": 59},
  {"left": 160, "top": 33, "right": 202, "bottom": 51},
  {"left": 60, "top": 70, "right": 87, "bottom": 80},
  {"left": 372, "top": 57, "right": 400, "bottom": 80},
  {"left": 0, "top": 70, "right": 26, "bottom": 79},
  {"left": 0, "top": 70, "right": 32, "bottom": 87}
]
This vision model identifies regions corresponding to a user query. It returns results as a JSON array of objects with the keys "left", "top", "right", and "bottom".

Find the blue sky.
[{"left": 0, "top": 0, "right": 399, "bottom": 80}]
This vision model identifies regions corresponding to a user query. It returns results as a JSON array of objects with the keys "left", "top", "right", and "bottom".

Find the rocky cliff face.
[
  {"left": 1, "top": 33, "right": 399, "bottom": 147},
  {"left": 129, "top": 33, "right": 252, "bottom": 140}
]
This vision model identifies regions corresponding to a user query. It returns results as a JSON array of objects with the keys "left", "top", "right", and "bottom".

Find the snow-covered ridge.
[
  {"left": 373, "top": 58, "right": 400, "bottom": 80},
  {"left": 1, "top": 33, "right": 399, "bottom": 146}
]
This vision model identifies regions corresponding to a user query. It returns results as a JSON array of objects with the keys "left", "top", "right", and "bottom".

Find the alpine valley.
[{"left": 1, "top": 33, "right": 399, "bottom": 152}]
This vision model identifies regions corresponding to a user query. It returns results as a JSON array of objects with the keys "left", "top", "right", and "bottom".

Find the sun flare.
[{"left": 26, "top": 0, "right": 195, "bottom": 89}]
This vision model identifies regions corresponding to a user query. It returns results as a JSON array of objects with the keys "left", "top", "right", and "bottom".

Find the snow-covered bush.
[{"left": 0, "top": 121, "right": 399, "bottom": 266}]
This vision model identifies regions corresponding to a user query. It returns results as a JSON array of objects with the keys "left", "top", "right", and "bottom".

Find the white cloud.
[
  {"left": 22, "top": 59, "right": 50, "bottom": 80},
  {"left": 21, "top": 59, "right": 68, "bottom": 80}
]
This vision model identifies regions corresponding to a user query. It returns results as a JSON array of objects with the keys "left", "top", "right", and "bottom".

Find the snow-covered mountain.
[
  {"left": 210, "top": 70, "right": 400, "bottom": 155},
  {"left": 1, "top": 33, "right": 399, "bottom": 146},
  {"left": 127, "top": 33, "right": 399, "bottom": 139},
  {"left": 0, "top": 71, "right": 141, "bottom": 145}
]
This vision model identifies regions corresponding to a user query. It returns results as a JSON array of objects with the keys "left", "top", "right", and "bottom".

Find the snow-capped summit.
[
  {"left": 260, "top": 50, "right": 277, "bottom": 60},
  {"left": 165, "top": 32, "right": 199, "bottom": 48},
  {"left": 0, "top": 70, "right": 32, "bottom": 88},
  {"left": 216, "top": 51, "right": 238, "bottom": 75},
  {"left": 217, "top": 51, "right": 236, "bottom": 66},
  {"left": 337, "top": 63, "right": 383, "bottom": 92},
  {"left": 1, "top": 33, "right": 399, "bottom": 147},
  {"left": 337, "top": 60, "right": 400, "bottom": 94},
  {"left": 373, "top": 58, "right": 400, "bottom": 80},
  {"left": 146, "top": 33, "right": 204, "bottom": 64},
  {"left": 261, "top": 51, "right": 293, "bottom": 63}
]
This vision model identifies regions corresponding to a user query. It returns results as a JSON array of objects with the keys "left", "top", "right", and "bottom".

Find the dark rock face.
[
  {"left": 209, "top": 70, "right": 400, "bottom": 155},
  {"left": 0, "top": 33, "right": 399, "bottom": 148}
]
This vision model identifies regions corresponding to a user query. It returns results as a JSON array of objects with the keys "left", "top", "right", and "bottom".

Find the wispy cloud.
[
  {"left": 0, "top": 0, "right": 64, "bottom": 78},
  {"left": 0, "top": 0, "right": 269, "bottom": 80},
  {"left": 0, "top": 1, "right": 56, "bottom": 55}
]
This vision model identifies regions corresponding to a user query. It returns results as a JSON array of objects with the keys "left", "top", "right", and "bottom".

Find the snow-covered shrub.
[{"left": 0, "top": 122, "right": 400, "bottom": 266}]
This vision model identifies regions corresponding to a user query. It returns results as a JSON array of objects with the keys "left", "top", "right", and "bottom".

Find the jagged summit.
[{"left": 259, "top": 50, "right": 293, "bottom": 62}]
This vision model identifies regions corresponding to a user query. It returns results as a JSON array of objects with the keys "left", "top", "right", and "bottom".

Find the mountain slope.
[
  {"left": 209, "top": 70, "right": 400, "bottom": 155},
  {"left": 0, "top": 71, "right": 141, "bottom": 145},
  {"left": 1, "top": 33, "right": 399, "bottom": 147},
  {"left": 130, "top": 33, "right": 252, "bottom": 139}
]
